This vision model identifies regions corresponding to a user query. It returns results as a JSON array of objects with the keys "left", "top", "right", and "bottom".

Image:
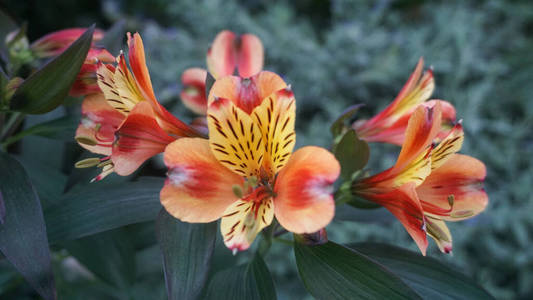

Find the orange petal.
[
  {"left": 237, "top": 34, "right": 264, "bottom": 78},
  {"left": 69, "top": 63, "right": 100, "bottom": 97},
  {"left": 127, "top": 32, "right": 157, "bottom": 103},
  {"left": 31, "top": 28, "right": 105, "bottom": 57},
  {"left": 220, "top": 197, "right": 274, "bottom": 252},
  {"left": 207, "top": 71, "right": 287, "bottom": 114},
  {"left": 206, "top": 30, "right": 237, "bottom": 79},
  {"left": 362, "top": 104, "right": 441, "bottom": 187},
  {"left": 207, "top": 97, "right": 264, "bottom": 178},
  {"left": 251, "top": 88, "right": 296, "bottom": 177},
  {"left": 417, "top": 154, "right": 488, "bottom": 221},
  {"left": 75, "top": 93, "right": 125, "bottom": 155},
  {"left": 274, "top": 146, "right": 340, "bottom": 234},
  {"left": 111, "top": 102, "right": 176, "bottom": 175},
  {"left": 86, "top": 48, "right": 115, "bottom": 63},
  {"left": 180, "top": 68, "right": 208, "bottom": 115},
  {"left": 357, "top": 183, "right": 428, "bottom": 255},
  {"left": 425, "top": 100, "right": 457, "bottom": 142},
  {"left": 160, "top": 138, "right": 243, "bottom": 223},
  {"left": 356, "top": 58, "right": 434, "bottom": 140}
]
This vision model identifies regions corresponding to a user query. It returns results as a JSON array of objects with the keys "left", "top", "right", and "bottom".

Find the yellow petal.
[
  {"left": 113, "top": 54, "right": 144, "bottom": 112},
  {"left": 220, "top": 197, "right": 274, "bottom": 252},
  {"left": 207, "top": 97, "right": 264, "bottom": 178},
  {"left": 251, "top": 88, "right": 296, "bottom": 177},
  {"left": 430, "top": 123, "right": 464, "bottom": 170}
]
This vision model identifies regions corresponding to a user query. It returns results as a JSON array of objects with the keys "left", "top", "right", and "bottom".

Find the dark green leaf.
[
  {"left": 3, "top": 115, "right": 79, "bottom": 145},
  {"left": 330, "top": 104, "right": 363, "bottom": 137},
  {"left": 44, "top": 177, "right": 164, "bottom": 243},
  {"left": 205, "top": 254, "right": 276, "bottom": 300},
  {"left": 0, "top": 191, "right": 5, "bottom": 224},
  {"left": 334, "top": 129, "right": 370, "bottom": 180},
  {"left": 0, "top": 152, "right": 56, "bottom": 300},
  {"left": 294, "top": 239, "right": 420, "bottom": 300},
  {"left": 65, "top": 228, "right": 135, "bottom": 290},
  {"left": 156, "top": 210, "right": 217, "bottom": 300},
  {"left": 205, "top": 72, "right": 216, "bottom": 98},
  {"left": 0, "top": 9, "right": 18, "bottom": 58},
  {"left": 10, "top": 26, "right": 94, "bottom": 114},
  {"left": 351, "top": 243, "right": 494, "bottom": 299}
]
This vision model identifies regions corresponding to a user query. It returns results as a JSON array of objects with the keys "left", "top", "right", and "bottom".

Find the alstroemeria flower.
[
  {"left": 70, "top": 48, "right": 115, "bottom": 97},
  {"left": 180, "top": 30, "right": 264, "bottom": 115},
  {"left": 31, "top": 28, "right": 105, "bottom": 58},
  {"left": 353, "top": 58, "right": 456, "bottom": 145},
  {"left": 161, "top": 71, "right": 340, "bottom": 252},
  {"left": 352, "top": 104, "right": 488, "bottom": 255},
  {"left": 75, "top": 32, "right": 203, "bottom": 181}
]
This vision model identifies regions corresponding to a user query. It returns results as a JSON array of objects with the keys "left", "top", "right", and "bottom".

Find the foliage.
[{"left": 0, "top": 0, "right": 531, "bottom": 299}]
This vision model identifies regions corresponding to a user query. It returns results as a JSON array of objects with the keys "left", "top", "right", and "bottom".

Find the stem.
[
  {"left": 258, "top": 219, "right": 277, "bottom": 256},
  {"left": 0, "top": 112, "right": 24, "bottom": 142}
]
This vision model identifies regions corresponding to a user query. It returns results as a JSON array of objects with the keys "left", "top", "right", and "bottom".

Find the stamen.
[
  {"left": 76, "top": 136, "right": 98, "bottom": 146},
  {"left": 232, "top": 185, "right": 243, "bottom": 199},
  {"left": 75, "top": 158, "right": 101, "bottom": 168}
]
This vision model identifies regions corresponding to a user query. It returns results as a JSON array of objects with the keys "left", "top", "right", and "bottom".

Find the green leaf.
[
  {"left": 0, "top": 9, "right": 18, "bottom": 58},
  {"left": 65, "top": 228, "right": 136, "bottom": 290},
  {"left": 294, "top": 239, "right": 421, "bottom": 300},
  {"left": 3, "top": 115, "right": 79, "bottom": 146},
  {"left": 156, "top": 210, "right": 217, "bottom": 300},
  {"left": 334, "top": 129, "right": 370, "bottom": 180},
  {"left": 351, "top": 243, "right": 494, "bottom": 299},
  {"left": 205, "top": 72, "right": 216, "bottom": 98},
  {"left": 205, "top": 254, "right": 277, "bottom": 300},
  {"left": 0, "top": 152, "right": 56, "bottom": 300},
  {"left": 330, "top": 104, "right": 363, "bottom": 137},
  {"left": 44, "top": 177, "right": 164, "bottom": 243},
  {"left": 0, "top": 191, "right": 5, "bottom": 224},
  {"left": 10, "top": 26, "right": 94, "bottom": 114}
]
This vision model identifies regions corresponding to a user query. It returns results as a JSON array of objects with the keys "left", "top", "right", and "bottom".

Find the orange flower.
[
  {"left": 75, "top": 32, "right": 203, "bottom": 181},
  {"left": 69, "top": 48, "right": 115, "bottom": 97},
  {"left": 353, "top": 58, "right": 456, "bottom": 145},
  {"left": 352, "top": 104, "right": 488, "bottom": 255},
  {"left": 31, "top": 28, "right": 105, "bottom": 58},
  {"left": 161, "top": 72, "right": 340, "bottom": 252},
  {"left": 180, "top": 30, "right": 264, "bottom": 115}
]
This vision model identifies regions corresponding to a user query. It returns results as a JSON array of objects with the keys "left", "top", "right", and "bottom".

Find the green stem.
[{"left": 0, "top": 112, "right": 24, "bottom": 142}]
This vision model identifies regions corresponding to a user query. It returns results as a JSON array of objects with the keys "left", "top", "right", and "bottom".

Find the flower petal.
[
  {"left": 274, "top": 146, "right": 340, "bottom": 234},
  {"left": 69, "top": 63, "right": 100, "bottom": 97},
  {"left": 31, "top": 28, "right": 104, "bottom": 57},
  {"left": 111, "top": 102, "right": 175, "bottom": 175},
  {"left": 180, "top": 68, "right": 208, "bottom": 115},
  {"left": 113, "top": 53, "right": 145, "bottom": 111},
  {"left": 207, "top": 71, "right": 287, "bottom": 114},
  {"left": 127, "top": 32, "right": 157, "bottom": 102},
  {"left": 417, "top": 154, "right": 488, "bottom": 221},
  {"left": 430, "top": 123, "right": 463, "bottom": 170},
  {"left": 220, "top": 197, "right": 274, "bottom": 252},
  {"left": 425, "top": 217, "right": 453, "bottom": 254},
  {"left": 357, "top": 183, "right": 428, "bottom": 255},
  {"left": 206, "top": 30, "right": 237, "bottom": 79},
  {"left": 160, "top": 138, "right": 243, "bottom": 223},
  {"left": 237, "top": 33, "right": 264, "bottom": 78},
  {"left": 207, "top": 98, "right": 264, "bottom": 178},
  {"left": 251, "top": 88, "right": 296, "bottom": 177},
  {"left": 75, "top": 93, "right": 125, "bottom": 155}
]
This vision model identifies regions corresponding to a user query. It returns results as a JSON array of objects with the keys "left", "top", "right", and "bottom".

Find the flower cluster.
[{"left": 42, "top": 26, "right": 487, "bottom": 254}]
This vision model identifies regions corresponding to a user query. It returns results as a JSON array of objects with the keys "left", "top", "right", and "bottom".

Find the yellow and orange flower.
[
  {"left": 353, "top": 58, "right": 456, "bottom": 145},
  {"left": 352, "top": 104, "right": 488, "bottom": 255},
  {"left": 161, "top": 71, "right": 340, "bottom": 252},
  {"left": 75, "top": 33, "right": 203, "bottom": 181},
  {"left": 180, "top": 30, "right": 264, "bottom": 115}
]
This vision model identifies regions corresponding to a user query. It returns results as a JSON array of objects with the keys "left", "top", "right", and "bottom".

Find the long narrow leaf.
[
  {"left": 0, "top": 152, "right": 56, "bottom": 300},
  {"left": 44, "top": 177, "right": 164, "bottom": 243},
  {"left": 156, "top": 210, "right": 217, "bottom": 300}
]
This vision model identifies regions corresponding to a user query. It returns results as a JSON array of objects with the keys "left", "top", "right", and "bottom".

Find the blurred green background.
[{"left": 1, "top": 0, "right": 532, "bottom": 299}]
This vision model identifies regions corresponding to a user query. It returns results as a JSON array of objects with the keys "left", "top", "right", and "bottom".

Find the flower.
[
  {"left": 31, "top": 28, "right": 105, "bottom": 58},
  {"left": 352, "top": 104, "right": 488, "bottom": 255},
  {"left": 75, "top": 32, "right": 203, "bottom": 181},
  {"left": 161, "top": 71, "right": 340, "bottom": 252},
  {"left": 69, "top": 48, "right": 115, "bottom": 97},
  {"left": 353, "top": 58, "right": 456, "bottom": 145},
  {"left": 180, "top": 30, "right": 264, "bottom": 115}
]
